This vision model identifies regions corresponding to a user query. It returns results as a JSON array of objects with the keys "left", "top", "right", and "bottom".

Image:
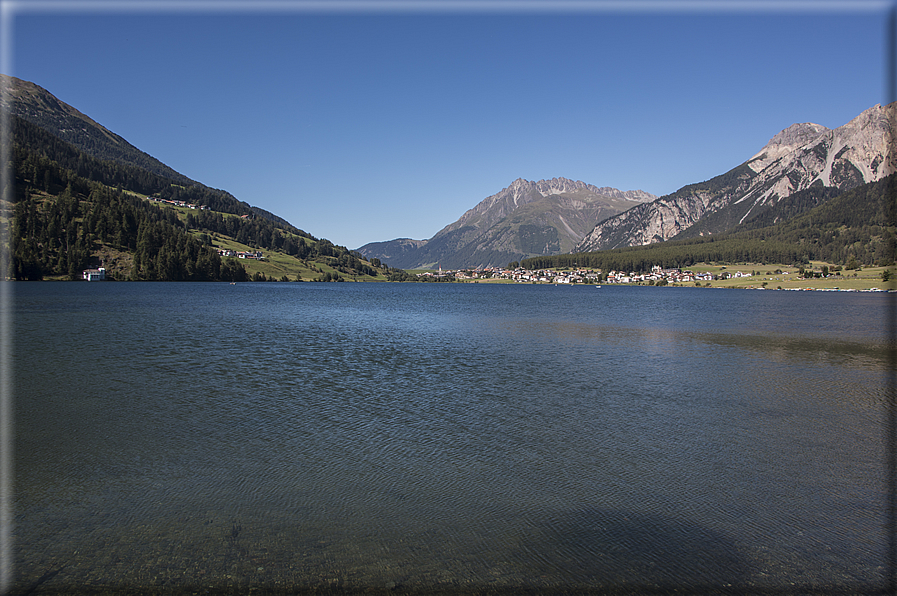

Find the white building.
[{"left": 82, "top": 267, "right": 106, "bottom": 281}]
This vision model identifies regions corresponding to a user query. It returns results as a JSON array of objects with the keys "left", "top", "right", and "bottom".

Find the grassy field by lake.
[{"left": 682, "top": 262, "right": 894, "bottom": 291}]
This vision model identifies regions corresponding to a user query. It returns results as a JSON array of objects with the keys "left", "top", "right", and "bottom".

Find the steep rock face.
[
  {"left": 357, "top": 177, "right": 655, "bottom": 269},
  {"left": 575, "top": 102, "right": 896, "bottom": 252}
]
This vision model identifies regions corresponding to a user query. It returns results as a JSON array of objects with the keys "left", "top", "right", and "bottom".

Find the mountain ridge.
[
  {"left": 358, "top": 177, "right": 655, "bottom": 269},
  {"left": 574, "top": 102, "right": 896, "bottom": 252},
  {"left": 520, "top": 172, "right": 896, "bottom": 274},
  {"left": 1, "top": 74, "right": 294, "bottom": 228},
  {"left": 1, "top": 74, "right": 196, "bottom": 186}
]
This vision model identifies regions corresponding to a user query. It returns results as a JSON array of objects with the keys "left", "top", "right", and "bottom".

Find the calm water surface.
[{"left": 12, "top": 282, "right": 893, "bottom": 593}]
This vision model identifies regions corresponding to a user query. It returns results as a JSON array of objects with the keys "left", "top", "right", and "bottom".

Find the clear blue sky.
[{"left": 4, "top": 1, "right": 893, "bottom": 249}]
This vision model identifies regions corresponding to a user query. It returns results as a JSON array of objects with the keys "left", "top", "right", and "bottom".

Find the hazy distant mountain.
[
  {"left": 354, "top": 238, "right": 429, "bottom": 266},
  {"left": 358, "top": 178, "right": 655, "bottom": 269},
  {"left": 574, "top": 102, "right": 896, "bottom": 252}
]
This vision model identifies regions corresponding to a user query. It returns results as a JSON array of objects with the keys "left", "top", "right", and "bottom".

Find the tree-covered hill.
[
  {"left": 522, "top": 173, "right": 896, "bottom": 273},
  {"left": 8, "top": 114, "right": 390, "bottom": 282}
]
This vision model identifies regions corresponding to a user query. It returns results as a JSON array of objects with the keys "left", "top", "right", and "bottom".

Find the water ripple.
[{"left": 13, "top": 283, "right": 890, "bottom": 592}]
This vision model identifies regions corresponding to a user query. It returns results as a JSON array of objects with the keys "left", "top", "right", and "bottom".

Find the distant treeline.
[{"left": 522, "top": 174, "right": 896, "bottom": 272}]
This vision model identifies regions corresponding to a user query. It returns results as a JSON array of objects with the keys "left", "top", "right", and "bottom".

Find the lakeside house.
[{"left": 82, "top": 267, "right": 106, "bottom": 281}]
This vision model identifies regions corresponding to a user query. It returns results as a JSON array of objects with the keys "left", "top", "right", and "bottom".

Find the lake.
[{"left": 11, "top": 282, "right": 894, "bottom": 594}]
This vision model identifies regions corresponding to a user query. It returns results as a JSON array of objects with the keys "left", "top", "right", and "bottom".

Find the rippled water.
[{"left": 12, "top": 282, "right": 892, "bottom": 594}]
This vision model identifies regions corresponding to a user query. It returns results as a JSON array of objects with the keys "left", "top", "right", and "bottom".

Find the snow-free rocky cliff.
[
  {"left": 574, "top": 102, "right": 896, "bottom": 252},
  {"left": 358, "top": 177, "right": 655, "bottom": 269}
]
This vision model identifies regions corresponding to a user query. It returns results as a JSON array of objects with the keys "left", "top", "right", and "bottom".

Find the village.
[{"left": 418, "top": 264, "right": 757, "bottom": 285}]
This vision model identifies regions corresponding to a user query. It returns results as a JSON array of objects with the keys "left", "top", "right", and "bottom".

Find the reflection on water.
[{"left": 12, "top": 283, "right": 890, "bottom": 594}]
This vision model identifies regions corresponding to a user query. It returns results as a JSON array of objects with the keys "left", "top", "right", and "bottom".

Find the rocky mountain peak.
[
  {"left": 502, "top": 177, "right": 654, "bottom": 202},
  {"left": 462, "top": 178, "right": 654, "bottom": 229},
  {"left": 532, "top": 177, "right": 588, "bottom": 195},
  {"left": 748, "top": 123, "right": 828, "bottom": 166},
  {"left": 765, "top": 122, "right": 829, "bottom": 150}
]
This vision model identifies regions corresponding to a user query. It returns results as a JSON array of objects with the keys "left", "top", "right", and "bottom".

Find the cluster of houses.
[
  {"left": 217, "top": 249, "right": 265, "bottom": 260},
  {"left": 501, "top": 268, "right": 600, "bottom": 284},
  {"left": 146, "top": 196, "right": 211, "bottom": 210},
  {"left": 605, "top": 266, "right": 717, "bottom": 284},
  {"left": 420, "top": 264, "right": 754, "bottom": 284}
]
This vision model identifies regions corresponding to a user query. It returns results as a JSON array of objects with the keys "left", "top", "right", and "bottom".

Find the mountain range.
[
  {"left": 4, "top": 72, "right": 893, "bottom": 277},
  {"left": 361, "top": 102, "right": 895, "bottom": 269}
]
